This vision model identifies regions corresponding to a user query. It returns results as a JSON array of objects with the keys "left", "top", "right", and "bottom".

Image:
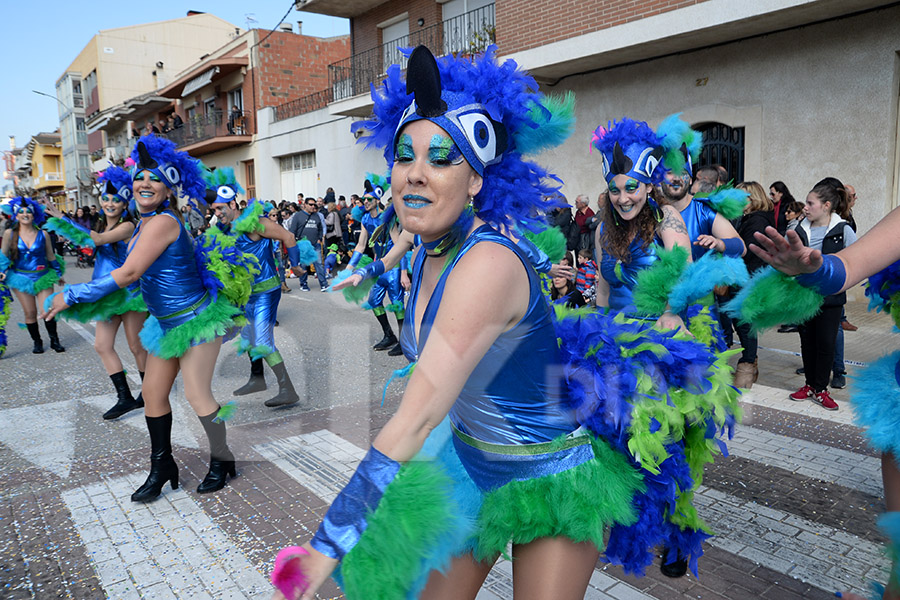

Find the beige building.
[{"left": 56, "top": 11, "right": 241, "bottom": 204}]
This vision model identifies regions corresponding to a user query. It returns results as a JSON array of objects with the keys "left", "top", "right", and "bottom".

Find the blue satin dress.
[
  {"left": 401, "top": 225, "right": 593, "bottom": 491},
  {"left": 235, "top": 231, "right": 282, "bottom": 361},
  {"left": 598, "top": 226, "right": 661, "bottom": 317},
  {"left": 6, "top": 230, "right": 54, "bottom": 294},
  {"left": 680, "top": 198, "right": 718, "bottom": 261},
  {"left": 131, "top": 211, "right": 212, "bottom": 333}
]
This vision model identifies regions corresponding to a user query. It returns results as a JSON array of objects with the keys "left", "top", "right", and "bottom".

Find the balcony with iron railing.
[
  {"left": 328, "top": 4, "right": 495, "bottom": 112},
  {"left": 166, "top": 110, "right": 253, "bottom": 156},
  {"left": 272, "top": 88, "right": 334, "bottom": 123}
]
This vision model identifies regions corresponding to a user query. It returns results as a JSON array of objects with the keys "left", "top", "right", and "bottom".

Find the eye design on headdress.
[
  {"left": 633, "top": 147, "right": 664, "bottom": 180},
  {"left": 455, "top": 108, "right": 502, "bottom": 166},
  {"left": 217, "top": 186, "right": 236, "bottom": 201},
  {"left": 118, "top": 185, "right": 132, "bottom": 201},
  {"left": 164, "top": 165, "right": 181, "bottom": 185}
]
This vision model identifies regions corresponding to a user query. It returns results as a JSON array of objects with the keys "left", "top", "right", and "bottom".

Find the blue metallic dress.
[
  {"left": 362, "top": 211, "right": 404, "bottom": 313},
  {"left": 234, "top": 231, "right": 283, "bottom": 363},
  {"left": 135, "top": 211, "right": 244, "bottom": 359},
  {"left": 3, "top": 230, "right": 61, "bottom": 295},
  {"left": 680, "top": 198, "right": 718, "bottom": 261},
  {"left": 598, "top": 225, "right": 661, "bottom": 317}
]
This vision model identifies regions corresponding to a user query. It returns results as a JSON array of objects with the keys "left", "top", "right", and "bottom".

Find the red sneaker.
[
  {"left": 789, "top": 385, "right": 812, "bottom": 401},
  {"left": 812, "top": 389, "right": 839, "bottom": 411}
]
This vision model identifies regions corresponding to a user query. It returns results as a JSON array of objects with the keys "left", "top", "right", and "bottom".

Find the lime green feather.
[
  {"left": 59, "top": 287, "right": 147, "bottom": 322},
  {"left": 522, "top": 226, "right": 567, "bottom": 263},
  {"left": 44, "top": 217, "right": 95, "bottom": 248},
  {"left": 341, "top": 255, "right": 376, "bottom": 305},
  {"left": 232, "top": 201, "right": 266, "bottom": 236},
  {"left": 632, "top": 245, "right": 690, "bottom": 316}
]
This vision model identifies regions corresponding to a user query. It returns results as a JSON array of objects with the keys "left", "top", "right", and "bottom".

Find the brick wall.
[
  {"left": 496, "top": 0, "right": 709, "bottom": 55},
  {"left": 351, "top": 0, "right": 442, "bottom": 54},
  {"left": 255, "top": 31, "right": 351, "bottom": 108}
]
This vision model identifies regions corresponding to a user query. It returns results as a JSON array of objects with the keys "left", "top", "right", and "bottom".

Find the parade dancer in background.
[
  {"left": 45, "top": 136, "right": 257, "bottom": 502},
  {"left": 0, "top": 197, "right": 65, "bottom": 354},
  {"left": 44, "top": 166, "right": 149, "bottom": 420},
  {"left": 205, "top": 168, "right": 312, "bottom": 408}
]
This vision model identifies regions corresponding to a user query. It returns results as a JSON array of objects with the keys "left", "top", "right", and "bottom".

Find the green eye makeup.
[
  {"left": 428, "top": 135, "right": 464, "bottom": 166},
  {"left": 395, "top": 134, "right": 415, "bottom": 161},
  {"left": 624, "top": 179, "right": 640, "bottom": 193}
]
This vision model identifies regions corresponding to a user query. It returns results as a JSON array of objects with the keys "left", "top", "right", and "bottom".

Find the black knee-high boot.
[
  {"left": 103, "top": 371, "right": 143, "bottom": 420},
  {"left": 387, "top": 317, "right": 405, "bottom": 356},
  {"left": 264, "top": 361, "right": 300, "bottom": 408},
  {"left": 233, "top": 357, "right": 266, "bottom": 395},
  {"left": 197, "top": 410, "right": 236, "bottom": 494},
  {"left": 44, "top": 318, "right": 65, "bottom": 352},
  {"left": 372, "top": 311, "right": 396, "bottom": 350},
  {"left": 131, "top": 413, "right": 178, "bottom": 503},
  {"left": 26, "top": 322, "right": 43, "bottom": 354},
  {"left": 134, "top": 371, "right": 146, "bottom": 408}
]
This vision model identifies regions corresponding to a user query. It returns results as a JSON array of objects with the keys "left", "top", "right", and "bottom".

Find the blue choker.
[
  {"left": 139, "top": 199, "right": 170, "bottom": 218},
  {"left": 423, "top": 205, "right": 475, "bottom": 256}
]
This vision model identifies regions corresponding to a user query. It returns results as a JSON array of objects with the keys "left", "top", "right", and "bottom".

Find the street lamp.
[
  {"left": 32, "top": 89, "right": 88, "bottom": 211},
  {"left": 32, "top": 89, "right": 68, "bottom": 110}
]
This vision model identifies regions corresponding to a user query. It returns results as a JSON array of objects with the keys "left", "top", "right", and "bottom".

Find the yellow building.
[{"left": 21, "top": 132, "right": 67, "bottom": 210}]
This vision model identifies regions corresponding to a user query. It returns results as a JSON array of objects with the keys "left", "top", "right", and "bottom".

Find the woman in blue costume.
[
  {"left": 0, "top": 196, "right": 65, "bottom": 354},
  {"left": 731, "top": 208, "right": 900, "bottom": 600},
  {"left": 45, "top": 136, "right": 254, "bottom": 503},
  {"left": 204, "top": 168, "right": 309, "bottom": 408},
  {"left": 44, "top": 166, "right": 149, "bottom": 420}
]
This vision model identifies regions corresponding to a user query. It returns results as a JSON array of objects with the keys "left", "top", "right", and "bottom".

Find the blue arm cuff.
[
  {"left": 309, "top": 447, "right": 400, "bottom": 561},
  {"left": 353, "top": 259, "right": 385, "bottom": 282},
  {"left": 50, "top": 259, "right": 63, "bottom": 277},
  {"left": 795, "top": 254, "right": 847, "bottom": 296},
  {"left": 63, "top": 216, "right": 92, "bottom": 236},
  {"left": 286, "top": 244, "right": 300, "bottom": 267},
  {"left": 63, "top": 273, "right": 121, "bottom": 305},
  {"left": 348, "top": 251, "right": 363, "bottom": 268},
  {"left": 721, "top": 237, "right": 744, "bottom": 257}
]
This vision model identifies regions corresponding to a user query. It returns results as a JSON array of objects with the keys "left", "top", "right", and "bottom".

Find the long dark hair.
[
  {"left": 599, "top": 187, "right": 664, "bottom": 262},
  {"left": 769, "top": 181, "right": 795, "bottom": 205},
  {"left": 810, "top": 182, "right": 848, "bottom": 218},
  {"left": 550, "top": 276, "right": 576, "bottom": 300}
]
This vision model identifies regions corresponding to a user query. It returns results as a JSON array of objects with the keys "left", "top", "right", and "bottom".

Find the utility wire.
[{"left": 252, "top": 1, "right": 296, "bottom": 49}]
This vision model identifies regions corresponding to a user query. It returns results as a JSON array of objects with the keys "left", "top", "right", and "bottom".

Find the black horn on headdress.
[
  {"left": 610, "top": 142, "right": 634, "bottom": 176},
  {"left": 406, "top": 46, "right": 446, "bottom": 118},
  {"left": 136, "top": 141, "right": 159, "bottom": 171}
]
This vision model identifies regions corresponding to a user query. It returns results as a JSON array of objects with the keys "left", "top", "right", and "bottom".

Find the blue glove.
[
  {"left": 348, "top": 251, "right": 363, "bottom": 268},
  {"left": 286, "top": 244, "right": 300, "bottom": 268},
  {"left": 310, "top": 447, "right": 400, "bottom": 560},
  {"left": 353, "top": 259, "right": 385, "bottom": 282},
  {"left": 63, "top": 273, "right": 121, "bottom": 305},
  {"left": 796, "top": 254, "right": 847, "bottom": 296}
]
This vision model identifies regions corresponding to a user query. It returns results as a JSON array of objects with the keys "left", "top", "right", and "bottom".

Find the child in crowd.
[{"left": 575, "top": 248, "right": 597, "bottom": 304}]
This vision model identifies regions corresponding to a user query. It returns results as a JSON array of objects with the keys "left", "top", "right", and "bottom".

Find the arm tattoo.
[{"left": 659, "top": 207, "right": 688, "bottom": 235}]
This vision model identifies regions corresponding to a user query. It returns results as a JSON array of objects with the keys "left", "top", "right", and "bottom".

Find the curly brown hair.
[{"left": 599, "top": 189, "right": 663, "bottom": 262}]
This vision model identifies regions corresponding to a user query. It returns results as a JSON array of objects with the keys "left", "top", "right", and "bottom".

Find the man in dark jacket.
[{"left": 288, "top": 199, "right": 327, "bottom": 291}]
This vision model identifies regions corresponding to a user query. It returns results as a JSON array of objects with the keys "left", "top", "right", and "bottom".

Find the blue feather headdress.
[
  {"left": 656, "top": 113, "right": 702, "bottom": 176},
  {"left": 591, "top": 118, "right": 667, "bottom": 185},
  {"left": 129, "top": 135, "right": 206, "bottom": 208},
  {"left": 97, "top": 166, "right": 133, "bottom": 205},
  {"left": 362, "top": 172, "right": 390, "bottom": 200},
  {"left": 203, "top": 167, "right": 245, "bottom": 204},
  {"left": 3, "top": 197, "right": 46, "bottom": 226},
  {"left": 351, "top": 44, "right": 572, "bottom": 233}
]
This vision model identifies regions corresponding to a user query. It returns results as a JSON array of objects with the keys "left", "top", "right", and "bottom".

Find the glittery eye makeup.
[
  {"left": 428, "top": 135, "right": 464, "bottom": 166},
  {"left": 395, "top": 134, "right": 415, "bottom": 162},
  {"left": 624, "top": 179, "right": 640, "bottom": 193},
  {"left": 608, "top": 182, "right": 620, "bottom": 195}
]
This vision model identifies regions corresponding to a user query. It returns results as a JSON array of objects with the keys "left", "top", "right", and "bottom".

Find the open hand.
[
  {"left": 270, "top": 543, "right": 338, "bottom": 600},
  {"left": 750, "top": 227, "right": 822, "bottom": 276},
  {"left": 549, "top": 263, "right": 576, "bottom": 280},
  {"left": 331, "top": 273, "right": 363, "bottom": 291},
  {"left": 694, "top": 234, "right": 724, "bottom": 252},
  {"left": 42, "top": 292, "right": 69, "bottom": 321}
]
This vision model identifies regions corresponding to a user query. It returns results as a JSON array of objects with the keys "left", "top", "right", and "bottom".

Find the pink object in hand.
[{"left": 272, "top": 546, "right": 310, "bottom": 599}]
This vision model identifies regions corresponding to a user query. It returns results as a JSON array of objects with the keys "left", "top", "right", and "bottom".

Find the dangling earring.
[{"left": 612, "top": 207, "right": 622, "bottom": 227}]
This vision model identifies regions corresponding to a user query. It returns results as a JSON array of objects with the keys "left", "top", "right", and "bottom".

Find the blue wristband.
[
  {"left": 63, "top": 273, "right": 121, "bottom": 305},
  {"left": 286, "top": 244, "right": 300, "bottom": 267},
  {"left": 348, "top": 251, "right": 363, "bottom": 268},
  {"left": 50, "top": 259, "right": 63, "bottom": 277},
  {"left": 353, "top": 259, "right": 385, "bottom": 282},
  {"left": 721, "top": 237, "right": 744, "bottom": 257},
  {"left": 795, "top": 254, "right": 847, "bottom": 296},
  {"left": 310, "top": 446, "right": 399, "bottom": 560}
]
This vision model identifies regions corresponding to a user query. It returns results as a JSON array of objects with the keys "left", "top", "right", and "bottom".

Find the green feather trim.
[
  {"left": 44, "top": 217, "right": 95, "bottom": 248},
  {"left": 198, "top": 228, "right": 259, "bottom": 307},
  {"left": 341, "top": 460, "right": 461, "bottom": 600},
  {"left": 473, "top": 435, "right": 644, "bottom": 561},
  {"left": 341, "top": 256, "right": 376, "bottom": 305},
  {"left": 632, "top": 245, "right": 690, "bottom": 316},
  {"left": 28, "top": 269, "right": 61, "bottom": 294},
  {"left": 213, "top": 401, "right": 237, "bottom": 423},
  {"left": 385, "top": 299, "right": 405, "bottom": 315},
  {"left": 59, "top": 287, "right": 147, "bottom": 323},
  {"left": 234, "top": 338, "right": 273, "bottom": 360},
  {"left": 522, "top": 226, "right": 567, "bottom": 263},
  {"left": 725, "top": 266, "right": 824, "bottom": 333},
  {"left": 147, "top": 296, "right": 245, "bottom": 359},
  {"left": 694, "top": 184, "right": 749, "bottom": 221},
  {"left": 686, "top": 306, "right": 719, "bottom": 348},
  {"left": 232, "top": 201, "right": 266, "bottom": 236}
]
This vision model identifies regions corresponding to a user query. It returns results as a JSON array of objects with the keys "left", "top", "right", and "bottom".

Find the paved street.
[{"left": 1, "top": 264, "right": 896, "bottom": 600}]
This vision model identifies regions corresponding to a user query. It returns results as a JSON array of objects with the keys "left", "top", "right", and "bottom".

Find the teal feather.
[
  {"left": 213, "top": 401, "right": 237, "bottom": 423},
  {"left": 667, "top": 254, "right": 749, "bottom": 315},
  {"left": 694, "top": 184, "right": 748, "bottom": 221},
  {"left": 514, "top": 91, "right": 576, "bottom": 156}
]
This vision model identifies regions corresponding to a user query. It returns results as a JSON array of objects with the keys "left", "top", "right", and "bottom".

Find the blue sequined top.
[
  {"left": 598, "top": 224, "right": 661, "bottom": 314},
  {"left": 13, "top": 230, "right": 49, "bottom": 274},
  {"left": 401, "top": 225, "right": 575, "bottom": 446},
  {"left": 680, "top": 198, "right": 718, "bottom": 261},
  {"left": 130, "top": 211, "right": 209, "bottom": 328}
]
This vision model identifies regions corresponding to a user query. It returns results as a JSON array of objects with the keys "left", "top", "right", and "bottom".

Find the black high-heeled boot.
[
  {"left": 196, "top": 409, "right": 236, "bottom": 494},
  {"left": 26, "top": 322, "right": 44, "bottom": 354},
  {"left": 133, "top": 371, "right": 146, "bottom": 408},
  {"left": 44, "top": 318, "right": 65, "bottom": 352},
  {"left": 103, "top": 371, "right": 143, "bottom": 420},
  {"left": 264, "top": 361, "right": 300, "bottom": 407},
  {"left": 131, "top": 413, "right": 178, "bottom": 503},
  {"left": 233, "top": 358, "right": 266, "bottom": 396}
]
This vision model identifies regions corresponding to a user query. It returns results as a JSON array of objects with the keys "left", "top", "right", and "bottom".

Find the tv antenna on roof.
[{"left": 245, "top": 13, "right": 258, "bottom": 30}]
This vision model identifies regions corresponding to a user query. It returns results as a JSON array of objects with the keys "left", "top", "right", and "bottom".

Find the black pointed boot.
[
  {"left": 264, "top": 362, "right": 300, "bottom": 407},
  {"left": 372, "top": 312, "right": 397, "bottom": 350},
  {"left": 44, "top": 319, "right": 65, "bottom": 352},
  {"left": 26, "top": 322, "right": 44, "bottom": 354},
  {"left": 196, "top": 410, "right": 236, "bottom": 494},
  {"left": 131, "top": 413, "right": 179, "bottom": 503},
  {"left": 233, "top": 358, "right": 266, "bottom": 395},
  {"left": 103, "top": 371, "right": 143, "bottom": 420}
]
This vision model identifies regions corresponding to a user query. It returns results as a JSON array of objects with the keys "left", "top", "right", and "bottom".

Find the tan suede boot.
[{"left": 733, "top": 361, "right": 758, "bottom": 389}]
